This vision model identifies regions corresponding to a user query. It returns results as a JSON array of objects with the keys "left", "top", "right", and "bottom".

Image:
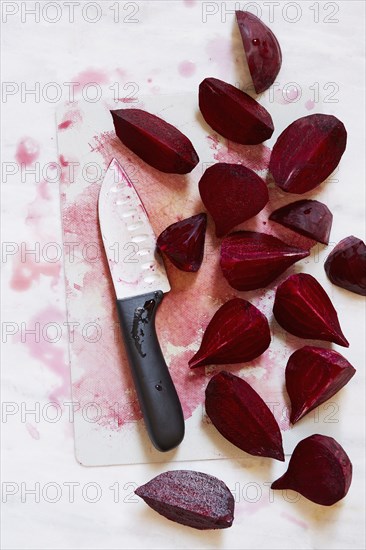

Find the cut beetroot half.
[
  {"left": 269, "top": 200, "right": 333, "bottom": 245},
  {"left": 286, "top": 346, "right": 356, "bottom": 424},
  {"left": 157, "top": 213, "right": 207, "bottom": 272},
  {"left": 236, "top": 10, "right": 282, "bottom": 94},
  {"left": 199, "top": 77, "right": 274, "bottom": 144},
  {"left": 135, "top": 470, "right": 234, "bottom": 530},
  {"left": 220, "top": 231, "right": 309, "bottom": 290},
  {"left": 189, "top": 298, "right": 271, "bottom": 368},
  {"left": 272, "top": 434, "right": 352, "bottom": 506},
  {"left": 273, "top": 273, "right": 349, "bottom": 347},
  {"left": 269, "top": 114, "right": 347, "bottom": 194},
  {"left": 324, "top": 236, "right": 366, "bottom": 296},
  {"left": 199, "top": 163, "right": 269, "bottom": 237},
  {"left": 205, "top": 371, "right": 284, "bottom": 461},
  {"left": 110, "top": 108, "right": 199, "bottom": 174}
]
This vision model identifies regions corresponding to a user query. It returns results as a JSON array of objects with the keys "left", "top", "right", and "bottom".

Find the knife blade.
[{"left": 98, "top": 158, "right": 185, "bottom": 452}]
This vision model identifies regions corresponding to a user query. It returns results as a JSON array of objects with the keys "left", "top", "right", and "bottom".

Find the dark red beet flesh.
[
  {"left": 199, "top": 77, "right": 274, "bottom": 144},
  {"left": 199, "top": 163, "right": 269, "bottom": 237},
  {"left": 286, "top": 346, "right": 356, "bottom": 424},
  {"left": 324, "top": 236, "right": 366, "bottom": 296},
  {"left": 236, "top": 10, "right": 282, "bottom": 94},
  {"left": 157, "top": 213, "right": 207, "bottom": 272},
  {"left": 220, "top": 231, "right": 309, "bottom": 290},
  {"left": 273, "top": 273, "right": 349, "bottom": 347},
  {"left": 205, "top": 371, "right": 284, "bottom": 461},
  {"left": 271, "top": 434, "right": 352, "bottom": 506},
  {"left": 110, "top": 108, "right": 199, "bottom": 174},
  {"left": 269, "top": 199, "right": 333, "bottom": 245},
  {"left": 135, "top": 470, "right": 234, "bottom": 530},
  {"left": 269, "top": 114, "right": 347, "bottom": 194},
  {"left": 189, "top": 298, "right": 271, "bottom": 368}
]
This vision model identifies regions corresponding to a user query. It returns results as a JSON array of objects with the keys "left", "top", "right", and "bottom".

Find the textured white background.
[{"left": 1, "top": 1, "right": 365, "bottom": 549}]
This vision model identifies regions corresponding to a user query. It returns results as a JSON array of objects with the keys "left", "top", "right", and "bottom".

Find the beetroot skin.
[
  {"left": 269, "top": 114, "right": 347, "bottom": 194},
  {"left": 110, "top": 108, "right": 199, "bottom": 174},
  {"left": 220, "top": 231, "right": 309, "bottom": 291},
  {"left": 269, "top": 200, "right": 333, "bottom": 245},
  {"left": 236, "top": 11, "right": 282, "bottom": 94},
  {"left": 199, "top": 77, "right": 274, "bottom": 144},
  {"left": 189, "top": 298, "right": 271, "bottom": 368},
  {"left": 205, "top": 371, "right": 284, "bottom": 461},
  {"left": 199, "top": 163, "right": 269, "bottom": 237},
  {"left": 272, "top": 434, "right": 352, "bottom": 506},
  {"left": 286, "top": 346, "right": 356, "bottom": 424},
  {"left": 135, "top": 470, "right": 234, "bottom": 530},
  {"left": 273, "top": 273, "right": 349, "bottom": 347},
  {"left": 324, "top": 236, "right": 366, "bottom": 296},
  {"left": 157, "top": 213, "right": 207, "bottom": 272}
]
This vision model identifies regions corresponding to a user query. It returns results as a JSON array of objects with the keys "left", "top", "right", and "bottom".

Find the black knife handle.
[{"left": 116, "top": 290, "right": 185, "bottom": 452}]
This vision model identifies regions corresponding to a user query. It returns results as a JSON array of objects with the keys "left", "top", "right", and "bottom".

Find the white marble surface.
[{"left": 1, "top": 1, "right": 365, "bottom": 548}]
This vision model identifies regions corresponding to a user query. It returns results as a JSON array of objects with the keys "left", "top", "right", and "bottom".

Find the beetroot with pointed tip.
[
  {"left": 236, "top": 10, "right": 282, "bottom": 94},
  {"left": 269, "top": 200, "right": 333, "bottom": 245},
  {"left": 273, "top": 273, "right": 349, "bottom": 347},
  {"left": 220, "top": 231, "right": 309, "bottom": 291},
  {"left": 135, "top": 470, "right": 234, "bottom": 530},
  {"left": 110, "top": 109, "right": 199, "bottom": 174},
  {"left": 157, "top": 214, "right": 207, "bottom": 272},
  {"left": 189, "top": 298, "right": 271, "bottom": 368},
  {"left": 205, "top": 371, "right": 284, "bottom": 461},
  {"left": 324, "top": 236, "right": 366, "bottom": 296},
  {"left": 199, "top": 77, "right": 274, "bottom": 144},
  {"left": 199, "top": 163, "right": 269, "bottom": 237},
  {"left": 269, "top": 114, "right": 347, "bottom": 194},
  {"left": 286, "top": 346, "right": 356, "bottom": 424},
  {"left": 272, "top": 434, "right": 352, "bottom": 506}
]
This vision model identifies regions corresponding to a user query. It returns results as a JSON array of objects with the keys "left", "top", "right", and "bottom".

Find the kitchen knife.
[{"left": 98, "top": 158, "right": 185, "bottom": 452}]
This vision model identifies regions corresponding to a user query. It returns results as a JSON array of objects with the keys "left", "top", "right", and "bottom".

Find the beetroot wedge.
[
  {"left": 157, "top": 213, "right": 207, "bottom": 272},
  {"left": 199, "top": 77, "right": 274, "bottom": 144},
  {"left": 135, "top": 470, "right": 234, "bottom": 530},
  {"left": 199, "top": 163, "right": 269, "bottom": 237},
  {"left": 272, "top": 434, "right": 352, "bottom": 506},
  {"left": 269, "top": 114, "right": 347, "bottom": 194},
  {"left": 273, "top": 273, "right": 349, "bottom": 347},
  {"left": 220, "top": 231, "right": 309, "bottom": 291},
  {"left": 110, "top": 108, "right": 199, "bottom": 174},
  {"left": 236, "top": 10, "right": 282, "bottom": 94},
  {"left": 269, "top": 200, "right": 333, "bottom": 245},
  {"left": 189, "top": 298, "right": 271, "bottom": 368},
  {"left": 205, "top": 371, "right": 284, "bottom": 461},
  {"left": 324, "top": 236, "right": 366, "bottom": 296},
  {"left": 286, "top": 346, "right": 356, "bottom": 424}
]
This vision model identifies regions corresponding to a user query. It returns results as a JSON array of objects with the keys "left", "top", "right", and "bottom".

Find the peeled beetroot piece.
[
  {"left": 199, "top": 77, "right": 274, "bottom": 144},
  {"left": 269, "top": 200, "right": 333, "bottom": 245},
  {"left": 272, "top": 434, "right": 352, "bottom": 506},
  {"left": 189, "top": 298, "right": 271, "bottom": 368},
  {"left": 205, "top": 371, "right": 284, "bottom": 461},
  {"left": 286, "top": 346, "right": 356, "bottom": 424},
  {"left": 220, "top": 231, "right": 309, "bottom": 291},
  {"left": 269, "top": 114, "right": 347, "bottom": 194},
  {"left": 324, "top": 236, "right": 366, "bottom": 296},
  {"left": 157, "top": 214, "right": 207, "bottom": 272},
  {"left": 135, "top": 470, "right": 234, "bottom": 530},
  {"left": 273, "top": 273, "right": 349, "bottom": 347},
  {"left": 236, "top": 11, "right": 282, "bottom": 94},
  {"left": 110, "top": 109, "right": 199, "bottom": 174},
  {"left": 199, "top": 163, "right": 269, "bottom": 237}
]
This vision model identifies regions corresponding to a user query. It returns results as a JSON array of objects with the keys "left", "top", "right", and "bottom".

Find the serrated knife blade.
[
  {"left": 98, "top": 158, "right": 184, "bottom": 452},
  {"left": 98, "top": 158, "right": 170, "bottom": 299}
]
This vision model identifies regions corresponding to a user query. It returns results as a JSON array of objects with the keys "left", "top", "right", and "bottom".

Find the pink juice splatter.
[
  {"left": 178, "top": 60, "right": 196, "bottom": 78},
  {"left": 15, "top": 138, "right": 40, "bottom": 166}
]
